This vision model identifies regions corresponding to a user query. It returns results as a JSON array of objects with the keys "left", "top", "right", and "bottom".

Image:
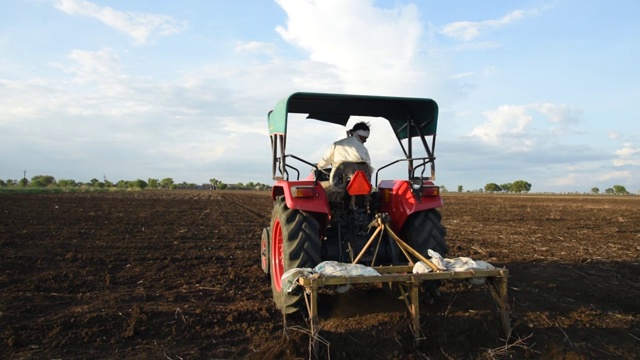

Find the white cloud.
[
  {"left": 613, "top": 143, "right": 640, "bottom": 166},
  {"left": 53, "top": 0, "right": 187, "bottom": 45},
  {"left": 549, "top": 172, "right": 581, "bottom": 187},
  {"left": 235, "top": 41, "right": 277, "bottom": 57},
  {"left": 537, "top": 103, "right": 583, "bottom": 135},
  {"left": 469, "top": 103, "right": 584, "bottom": 150},
  {"left": 440, "top": 8, "right": 540, "bottom": 42},
  {"left": 274, "top": 0, "right": 424, "bottom": 95},
  {"left": 537, "top": 103, "right": 582, "bottom": 125},
  {"left": 451, "top": 41, "right": 501, "bottom": 51},
  {"left": 451, "top": 71, "right": 474, "bottom": 80},
  {"left": 597, "top": 170, "right": 632, "bottom": 182},
  {"left": 469, "top": 104, "right": 534, "bottom": 148},
  {"left": 608, "top": 131, "right": 623, "bottom": 140},
  {"left": 64, "top": 49, "right": 125, "bottom": 83}
]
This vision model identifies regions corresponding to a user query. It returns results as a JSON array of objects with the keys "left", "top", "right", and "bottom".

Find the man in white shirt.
[{"left": 317, "top": 121, "right": 373, "bottom": 175}]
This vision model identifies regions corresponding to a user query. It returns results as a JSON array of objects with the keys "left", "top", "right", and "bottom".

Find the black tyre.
[
  {"left": 270, "top": 196, "right": 322, "bottom": 314},
  {"left": 402, "top": 209, "right": 448, "bottom": 258},
  {"left": 400, "top": 209, "right": 448, "bottom": 300}
]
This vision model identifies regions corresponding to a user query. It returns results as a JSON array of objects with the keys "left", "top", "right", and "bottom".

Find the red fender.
[
  {"left": 271, "top": 180, "right": 330, "bottom": 215},
  {"left": 377, "top": 179, "right": 443, "bottom": 230}
]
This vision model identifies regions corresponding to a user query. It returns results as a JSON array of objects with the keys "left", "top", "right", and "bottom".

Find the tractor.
[{"left": 261, "top": 92, "right": 449, "bottom": 314}]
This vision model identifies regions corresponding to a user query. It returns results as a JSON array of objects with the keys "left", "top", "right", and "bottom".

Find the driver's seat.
[{"left": 329, "top": 161, "right": 372, "bottom": 189}]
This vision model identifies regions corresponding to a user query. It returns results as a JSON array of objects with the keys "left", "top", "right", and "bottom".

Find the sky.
[{"left": 1, "top": 0, "right": 639, "bottom": 193}]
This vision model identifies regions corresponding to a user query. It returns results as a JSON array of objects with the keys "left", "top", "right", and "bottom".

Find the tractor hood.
[{"left": 268, "top": 92, "right": 438, "bottom": 140}]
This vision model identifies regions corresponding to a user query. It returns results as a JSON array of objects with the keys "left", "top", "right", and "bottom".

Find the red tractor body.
[{"left": 262, "top": 92, "right": 448, "bottom": 313}]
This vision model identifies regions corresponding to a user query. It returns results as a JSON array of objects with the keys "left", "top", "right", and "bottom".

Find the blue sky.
[{"left": 1, "top": 0, "right": 638, "bottom": 193}]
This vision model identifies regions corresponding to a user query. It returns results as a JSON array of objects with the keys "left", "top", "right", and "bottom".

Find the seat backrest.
[{"left": 329, "top": 161, "right": 371, "bottom": 188}]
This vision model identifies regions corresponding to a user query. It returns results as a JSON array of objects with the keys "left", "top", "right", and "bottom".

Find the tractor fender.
[
  {"left": 377, "top": 179, "right": 443, "bottom": 230},
  {"left": 271, "top": 180, "right": 330, "bottom": 215}
]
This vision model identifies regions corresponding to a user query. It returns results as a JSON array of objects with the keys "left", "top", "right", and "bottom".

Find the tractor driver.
[{"left": 317, "top": 121, "right": 374, "bottom": 175}]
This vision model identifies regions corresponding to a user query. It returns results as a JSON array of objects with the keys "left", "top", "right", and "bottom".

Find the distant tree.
[
  {"left": 484, "top": 183, "right": 502, "bottom": 193},
  {"left": 30, "top": 175, "right": 56, "bottom": 187},
  {"left": 457, "top": 185, "right": 463, "bottom": 193},
  {"left": 612, "top": 185, "right": 629, "bottom": 195},
  {"left": 209, "top": 178, "right": 224, "bottom": 190},
  {"left": 148, "top": 178, "right": 159, "bottom": 189},
  {"left": 89, "top": 178, "right": 101, "bottom": 187},
  {"left": 591, "top": 187, "right": 599, "bottom": 194},
  {"left": 160, "top": 178, "right": 174, "bottom": 189},
  {"left": 102, "top": 176, "right": 113, "bottom": 188},
  {"left": 511, "top": 180, "right": 532, "bottom": 193},
  {"left": 58, "top": 179, "right": 77, "bottom": 188},
  {"left": 116, "top": 180, "right": 128, "bottom": 189},
  {"left": 0, "top": 179, "right": 5, "bottom": 187},
  {"left": 218, "top": 183, "right": 228, "bottom": 190},
  {"left": 131, "top": 179, "right": 148, "bottom": 189},
  {"left": 237, "top": 182, "right": 244, "bottom": 190},
  {"left": 604, "top": 188, "right": 614, "bottom": 194},
  {"left": 255, "top": 183, "right": 270, "bottom": 191},
  {"left": 500, "top": 183, "right": 513, "bottom": 193},
  {"left": 440, "top": 185, "right": 448, "bottom": 193}
]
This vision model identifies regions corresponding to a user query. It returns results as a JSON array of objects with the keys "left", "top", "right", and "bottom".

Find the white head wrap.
[{"left": 354, "top": 129, "right": 370, "bottom": 138}]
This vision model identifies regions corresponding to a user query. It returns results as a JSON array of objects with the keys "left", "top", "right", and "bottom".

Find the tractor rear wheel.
[
  {"left": 270, "top": 196, "right": 322, "bottom": 314},
  {"left": 401, "top": 209, "right": 448, "bottom": 301},
  {"left": 402, "top": 209, "right": 448, "bottom": 258}
]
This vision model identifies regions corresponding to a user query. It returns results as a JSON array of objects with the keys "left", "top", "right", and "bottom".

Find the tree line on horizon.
[
  {"left": 443, "top": 180, "right": 633, "bottom": 195},
  {"left": 0, "top": 175, "right": 635, "bottom": 195},
  {"left": 439, "top": 180, "right": 533, "bottom": 194},
  {"left": 0, "top": 175, "right": 271, "bottom": 191}
]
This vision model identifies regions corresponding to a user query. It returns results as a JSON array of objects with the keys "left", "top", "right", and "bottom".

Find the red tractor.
[{"left": 261, "top": 92, "right": 448, "bottom": 314}]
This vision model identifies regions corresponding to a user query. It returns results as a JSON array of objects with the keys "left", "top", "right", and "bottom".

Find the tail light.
[
  {"left": 422, "top": 185, "right": 440, "bottom": 197},
  {"left": 291, "top": 186, "right": 316, "bottom": 198}
]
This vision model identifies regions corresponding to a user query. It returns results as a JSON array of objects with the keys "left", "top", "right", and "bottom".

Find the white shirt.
[{"left": 317, "top": 135, "right": 373, "bottom": 172}]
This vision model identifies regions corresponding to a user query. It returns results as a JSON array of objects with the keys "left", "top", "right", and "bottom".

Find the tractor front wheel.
[{"left": 270, "top": 197, "right": 322, "bottom": 314}]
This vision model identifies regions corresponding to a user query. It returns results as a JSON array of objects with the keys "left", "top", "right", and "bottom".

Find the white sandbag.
[
  {"left": 444, "top": 257, "right": 479, "bottom": 272},
  {"left": 281, "top": 268, "right": 313, "bottom": 293},
  {"left": 313, "top": 261, "right": 381, "bottom": 277},
  {"left": 414, "top": 251, "right": 496, "bottom": 285},
  {"left": 427, "top": 249, "right": 447, "bottom": 270},
  {"left": 413, "top": 261, "right": 433, "bottom": 274}
]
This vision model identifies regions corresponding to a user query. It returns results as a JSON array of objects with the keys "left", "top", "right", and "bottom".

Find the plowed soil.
[{"left": 1, "top": 191, "right": 639, "bottom": 359}]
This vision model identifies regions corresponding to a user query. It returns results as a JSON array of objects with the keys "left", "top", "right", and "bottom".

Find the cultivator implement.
[
  {"left": 293, "top": 214, "right": 511, "bottom": 345},
  {"left": 297, "top": 265, "right": 511, "bottom": 343}
]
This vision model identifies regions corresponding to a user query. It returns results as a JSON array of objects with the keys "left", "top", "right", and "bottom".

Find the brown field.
[{"left": 1, "top": 191, "right": 639, "bottom": 359}]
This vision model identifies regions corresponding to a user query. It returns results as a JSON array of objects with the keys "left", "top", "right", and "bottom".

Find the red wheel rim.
[{"left": 271, "top": 219, "right": 284, "bottom": 291}]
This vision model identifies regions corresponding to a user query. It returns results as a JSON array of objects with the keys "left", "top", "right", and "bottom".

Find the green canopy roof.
[{"left": 268, "top": 92, "right": 438, "bottom": 140}]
